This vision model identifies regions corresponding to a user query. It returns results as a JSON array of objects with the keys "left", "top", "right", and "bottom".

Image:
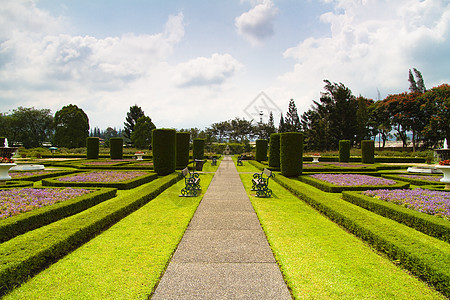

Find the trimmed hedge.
[
  {"left": 86, "top": 137, "right": 99, "bottom": 159},
  {"left": 381, "top": 174, "right": 445, "bottom": 186},
  {"left": 274, "top": 175, "right": 450, "bottom": 297},
  {"left": 152, "top": 129, "right": 176, "bottom": 175},
  {"left": 342, "top": 191, "right": 450, "bottom": 243},
  {"left": 298, "top": 174, "right": 410, "bottom": 193},
  {"left": 361, "top": 140, "right": 375, "bottom": 164},
  {"left": 193, "top": 138, "right": 206, "bottom": 160},
  {"left": 0, "top": 187, "right": 117, "bottom": 243},
  {"left": 42, "top": 171, "right": 158, "bottom": 190},
  {"left": 110, "top": 137, "right": 124, "bottom": 159},
  {"left": 0, "top": 173, "right": 179, "bottom": 296},
  {"left": 0, "top": 181, "right": 33, "bottom": 188},
  {"left": 176, "top": 132, "right": 190, "bottom": 169},
  {"left": 10, "top": 170, "right": 80, "bottom": 182},
  {"left": 268, "top": 133, "right": 280, "bottom": 169},
  {"left": 280, "top": 132, "right": 303, "bottom": 177},
  {"left": 255, "top": 139, "right": 268, "bottom": 162},
  {"left": 339, "top": 140, "right": 351, "bottom": 162}
]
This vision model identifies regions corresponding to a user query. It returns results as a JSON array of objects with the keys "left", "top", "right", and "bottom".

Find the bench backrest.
[
  {"left": 263, "top": 168, "right": 272, "bottom": 178},
  {"left": 181, "top": 167, "right": 189, "bottom": 177}
]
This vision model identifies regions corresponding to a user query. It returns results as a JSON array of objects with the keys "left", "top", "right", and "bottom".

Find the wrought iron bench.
[
  {"left": 179, "top": 167, "right": 201, "bottom": 197},
  {"left": 237, "top": 156, "right": 244, "bottom": 166},
  {"left": 211, "top": 157, "right": 217, "bottom": 166},
  {"left": 252, "top": 168, "right": 274, "bottom": 197}
]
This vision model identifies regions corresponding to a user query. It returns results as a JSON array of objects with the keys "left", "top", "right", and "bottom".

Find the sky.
[{"left": 0, "top": 0, "right": 449, "bottom": 131}]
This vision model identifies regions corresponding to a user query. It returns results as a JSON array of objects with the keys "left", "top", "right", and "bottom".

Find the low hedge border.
[
  {"left": 0, "top": 181, "right": 34, "bottom": 188},
  {"left": 0, "top": 173, "right": 180, "bottom": 296},
  {"left": 421, "top": 185, "right": 450, "bottom": 191},
  {"left": 274, "top": 175, "right": 450, "bottom": 297},
  {"left": 342, "top": 191, "right": 450, "bottom": 243},
  {"left": 41, "top": 171, "right": 158, "bottom": 190},
  {"left": 381, "top": 174, "right": 444, "bottom": 186},
  {"left": 0, "top": 187, "right": 117, "bottom": 243},
  {"left": 10, "top": 170, "right": 80, "bottom": 182},
  {"left": 298, "top": 174, "right": 410, "bottom": 193}
]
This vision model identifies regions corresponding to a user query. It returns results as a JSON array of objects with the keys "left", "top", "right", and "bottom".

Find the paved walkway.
[{"left": 152, "top": 156, "right": 291, "bottom": 299}]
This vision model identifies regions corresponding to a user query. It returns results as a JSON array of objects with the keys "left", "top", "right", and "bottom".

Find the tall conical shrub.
[
  {"left": 361, "top": 140, "right": 375, "bottom": 164},
  {"left": 339, "top": 140, "right": 350, "bottom": 163},
  {"left": 153, "top": 129, "right": 176, "bottom": 175},
  {"left": 193, "top": 138, "right": 205, "bottom": 160},
  {"left": 110, "top": 137, "right": 123, "bottom": 159},
  {"left": 86, "top": 137, "right": 99, "bottom": 159},
  {"left": 269, "top": 133, "right": 280, "bottom": 169},
  {"left": 176, "top": 132, "right": 190, "bottom": 169},
  {"left": 255, "top": 139, "right": 268, "bottom": 162},
  {"left": 280, "top": 132, "right": 303, "bottom": 177}
]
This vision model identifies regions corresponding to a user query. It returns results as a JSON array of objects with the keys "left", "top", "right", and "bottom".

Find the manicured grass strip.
[
  {"left": 342, "top": 191, "right": 450, "bottom": 243},
  {"left": 3, "top": 174, "right": 213, "bottom": 299},
  {"left": 0, "top": 187, "right": 117, "bottom": 243},
  {"left": 239, "top": 174, "right": 445, "bottom": 299},
  {"left": 274, "top": 175, "right": 450, "bottom": 298},
  {"left": 235, "top": 159, "right": 262, "bottom": 172},
  {"left": 0, "top": 173, "right": 179, "bottom": 297},
  {"left": 41, "top": 171, "right": 158, "bottom": 189}
]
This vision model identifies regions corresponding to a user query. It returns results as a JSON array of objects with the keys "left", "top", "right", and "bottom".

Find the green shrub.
[
  {"left": 342, "top": 191, "right": 450, "bottom": 243},
  {"left": 152, "top": 129, "right": 176, "bottom": 175},
  {"left": 109, "top": 138, "right": 123, "bottom": 159},
  {"left": 255, "top": 139, "right": 268, "bottom": 162},
  {"left": 361, "top": 140, "right": 375, "bottom": 164},
  {"left": 176, "top": 132, "right": 190, "bottom": 168},
  {"left": 268, "top": 133, "right": 281, "bottom": 169},
  {"left": 86, "top": 137, "right": 99, "bottom": 159},
  {"left": 193, "top": 138, "right": 206, "bottom": 160},
  {"left": 280, "top": 132, "right": 303, "bottom": 177},
  {"left": 0, "top": 188, "right": 116, "bottom": 243},
  {"left": 339, "top": 140, "right": 351, "bottom": 162}
]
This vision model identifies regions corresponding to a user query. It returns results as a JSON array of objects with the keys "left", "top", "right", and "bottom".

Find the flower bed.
[
  {"left": 299, "top": 173, "right": 408, "bottom": 192},
  {"left": 362, "top": 189, "right": 450, "bottom": 220},
  {"left": 0, "top": 188, "right": 92, "bottom": 220},
  {"left": 382, "top": 174, "right": 444, "bottom": 186},
  {"left": 9, "top": 170, "right": 78, "bottom": 182},
  {"left": 42, "top": 171, "right": 158, "bottom": 189}
]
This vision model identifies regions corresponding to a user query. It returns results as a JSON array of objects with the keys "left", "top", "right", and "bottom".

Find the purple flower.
[
  {"left": 57, "top": 171, "right": 147, "bottom": 182},
  {"left": 310, "top": 174, "right": 396, "bottom": 186}
]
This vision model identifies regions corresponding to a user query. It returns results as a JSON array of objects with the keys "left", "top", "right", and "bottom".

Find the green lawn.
[
  {"left": 3, "top": 173, "right": 213, "bottom": 300},
  {"left": 240, "top": 173, "right": 445, "bottom": 299}
]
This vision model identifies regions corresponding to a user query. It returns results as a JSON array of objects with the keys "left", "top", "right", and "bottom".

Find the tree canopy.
[
  {"left": 123, "top": 105, "right": 145, "bottom": 140},
  {"left": 54, "top": 104, "right": 89, "bottom": 148}
]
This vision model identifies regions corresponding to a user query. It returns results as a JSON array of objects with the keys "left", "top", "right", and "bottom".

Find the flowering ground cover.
[
  {"left": 310, "top": 174, "right": 396, "bottom": 186},
  {"left": 57, "top": 171, "right": 147, "bottom": 182},
  {"left": 362, "top": 189, "right": 450, "bottom": 220},
  {"left": 0, "top": 188, "right": 92, "bottom": 219},
  {"left": 321, "top": 162, "right": 372, "bottom": 168},
  {"left": 398, "top": 174, "right": 442, "bottom": 182},
  {"left": 10, "top": 171, "right": 57, "bottom": 179}
]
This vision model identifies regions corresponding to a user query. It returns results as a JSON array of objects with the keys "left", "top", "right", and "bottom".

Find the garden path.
[{"left": 152, "top": 155, "right": 291, "bottom": 299}]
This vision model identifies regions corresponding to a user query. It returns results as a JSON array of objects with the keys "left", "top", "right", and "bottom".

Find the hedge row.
[
  {"left": 255, "top": 139, "right": 268, "bottom": 162},
  {"left": 11, "top": 170, "right": 80, "bottom": 182},
  {"left": 0, "top": 187, "right": 117, "bottom": 243},
  {"left": 0, "top": 181, "right": 33, "bottom": 188},
  {"left": 342, "top": 191, "right": 450, "bottom": 243},
  {"left": 0, "top": 173, "right": 179, "bottom": 296},
  {"left": 274, "top": 175, "right": 450, "bottom": 297},
  {"left": 381, "top": 174, "right": 445, "bottom": 186},
  {"left": 297, "top": 174, "right": 410, "bottom": 193},
  {"left": 42, "top": 171, "right": 158, "bottom": 190},
  {"left": 152, "top": 129, "right": 176, "bottom": 175}
]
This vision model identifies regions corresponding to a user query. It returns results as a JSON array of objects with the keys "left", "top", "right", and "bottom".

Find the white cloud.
[
  {"left": 280, "top": 0, "right": 450, "bottom": 106},
  {"left": 235, "top": 0, "right": 278, "bottom": 45},
  {"left": 173, "top": 53, "right": 243, "bottom": 87}
]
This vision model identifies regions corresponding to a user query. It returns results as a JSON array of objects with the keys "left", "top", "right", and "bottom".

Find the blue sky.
[{"left": 1, "top": 0, "right": 449, "bottom": 130}]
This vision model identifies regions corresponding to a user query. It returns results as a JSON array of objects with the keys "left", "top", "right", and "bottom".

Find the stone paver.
[{"left": 152, "top": 156, "right": 291, "bottom": 299}]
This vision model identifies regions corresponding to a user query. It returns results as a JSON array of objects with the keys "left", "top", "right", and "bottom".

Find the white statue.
[{"left": 444, "top": 138, "right": 448, "bottom": 149}]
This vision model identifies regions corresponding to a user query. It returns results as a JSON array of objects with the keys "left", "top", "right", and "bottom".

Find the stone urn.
[{"left": 435, "top": 164, "right": 450, "bottom": 189}]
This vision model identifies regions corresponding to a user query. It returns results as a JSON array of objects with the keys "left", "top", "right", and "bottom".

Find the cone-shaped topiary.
[
  {"left": 86, "top": 137, "right": 99, "bottom": 159},
  {"left": 339, "top": 140, "right": 351, "bottom": 162},
  {"left": 280, "top": 132, "right": 303, "bottom": 177},
  {"left": 193, "top": 138, "right": 205, "bottom": 160},
  {"left": 109, "top": 137, "right": 123, "bottom": 159},
  {"left": 176, "top": 132, "right": 190, "bottom": 169},
  {"left": 153, "top": 129, "right": 176, "bottom": 175},
  {"left": 361, "top": 140, "right": 375, "bottom": 164},
  {"left": 269, "top": 133, "right": 280, "bottom": 169},
  {"left": 255, "top": 139, "right": 268, "bottom": 162}
]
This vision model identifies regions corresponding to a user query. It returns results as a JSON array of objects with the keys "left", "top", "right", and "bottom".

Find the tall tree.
[
  {"left": 408, "top": 69, "right": 418, "bottom": 93},
  {"left": 130, "top": 116, "right": 156, "bottom": 149},
  {"left": 356, "top": 96, "right": 373, "bottom": 145},
  {"left": 420, "top": 84, "right": 449, "bottom": 147},
  {"left": 123, "top": 105, "right": 145, "bottom": 140},
  {"left": 278, "top": 113, "right": 287, "bottom": 132},
  {"left": 54, "top": 104, "right": 89, "bottom": 148},
  {"left": 284, "top": 99, "right": 301, "bottom": 132}
]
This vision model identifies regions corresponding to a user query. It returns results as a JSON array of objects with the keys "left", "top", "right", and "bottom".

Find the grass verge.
[
  {"left": 240, "top": 173, "right": 446, "bottom": 299},
  {"left": 2, "top": 173, "right": 213, "bottom": 299}
]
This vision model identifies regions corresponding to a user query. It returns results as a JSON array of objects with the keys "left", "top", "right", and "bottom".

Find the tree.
[
  {"left": 356, "top": 96, "right": 373, "bottom": 145},
  {"left": 209, "top": 121, "right": 232, "bottom": 142},
  {"left": 229, "top": 117, "right": 254, "bottom": 143},
  {"left": 285, "top": 99, "right": 301, "bottom": 132},
  {"left": 0, "top": 107, "right": 54, "bottom": 148},
  {"left": 408, "top": 68, "right": 426, "bottom": 93},
  {"left": 54, "top": 104, "right": 89, "bottom": 148},
  {"left": 278, "top": 113, "right": 287, "bottom": 132},
  {"left": 123, "top": 105, "right": 145, "bottom": 140},
  {"left": 130, "top": 116, "right": 156, "bottom": 149},
  {"left": 256, "top": 111, "right": 276, "bottom": 139}
]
